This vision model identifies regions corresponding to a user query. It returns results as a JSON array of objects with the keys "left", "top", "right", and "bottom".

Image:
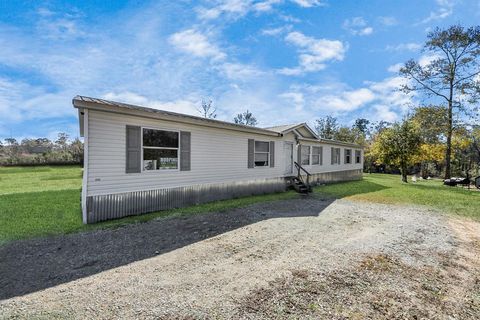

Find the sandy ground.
[{"left": 1, "top": 197, "right": 479, "bottom": 319}]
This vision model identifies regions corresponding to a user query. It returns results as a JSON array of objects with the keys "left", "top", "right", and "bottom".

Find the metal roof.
[{"left": 264, "top": 123, "right": 304, "bottom": 133}]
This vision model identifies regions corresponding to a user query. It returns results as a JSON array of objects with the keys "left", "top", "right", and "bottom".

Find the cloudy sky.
[{"left": 0, "top": 0, "right": 479, "bottom": 140}]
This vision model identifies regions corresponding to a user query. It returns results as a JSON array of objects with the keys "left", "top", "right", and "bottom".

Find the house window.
[
  {"left": 254, "top": 141, "right": 270, "bottom": 167},
  {"left": 142, "top": 128, "right": 179, "bottom": 170},
  {"left": 345, "top": 149, "right": 352, "bottom": 164},
  {"left": 301, "top": 145, "right": 310, "bottom": 165},
  {"left": 312, "top": 146, "right": 322, "bottom": 165},
  {"left": 332, "top": 147, "right": 341, "bottom": 165},
  {"left": 355, "top": 150, "right": 362, "bottom": 164}
]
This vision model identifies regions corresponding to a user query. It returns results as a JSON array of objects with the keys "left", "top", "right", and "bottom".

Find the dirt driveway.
[{"left": 1, "top": 196, "right": 479, "bottom": 319}]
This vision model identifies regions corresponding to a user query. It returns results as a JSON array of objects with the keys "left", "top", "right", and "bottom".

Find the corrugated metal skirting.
[
  {"left": 308, "top": 169, "right": 363, "bottom": 185},
  {"left": 86, "top": 178, "right": 287, "bottom": 223}
]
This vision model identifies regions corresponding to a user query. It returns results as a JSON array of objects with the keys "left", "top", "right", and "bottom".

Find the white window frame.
[
  {"left": 300, "top": 145, "right": 311, "bottom": 166},
  {"left": 312, "top": 146, "right": 322, "bottom": 165},
  {"left": 254, "top": 140, "right": 270, "bottom": 168},
  {"left": 141, "top": 126, "right": 180, "bottom": 172}
]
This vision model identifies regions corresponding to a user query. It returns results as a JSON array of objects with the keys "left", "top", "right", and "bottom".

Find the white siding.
[
  {"left": 86, "top": 110, "right": 364, "bottom": 197},
  {"left": 284, "top": 132, "right": 363, "bottom": 175},
  {"left": 86, "top": 110, "right": 285, "bottom": 196}
]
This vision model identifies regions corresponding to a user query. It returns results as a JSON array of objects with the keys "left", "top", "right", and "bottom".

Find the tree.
[
  {"left": 234, "top": 110, "right": 257, "bottom": 126},
  {"left": 70, "top": 138, "right": 84, "bottom": 163},
  {"left": 315, "top": 116, "right": 339, "bottom": 139},
  {"left": 411, "top": 105, "right": 448, "bottom": 144},
  {"left": 56, "top": 132, "right": 69, "bottom": 151},
  {"left": 370, "top": 119, "right": 422, "bottom": 183},
  {"left": 198, "top": 99, "right": 217, "bottom": 119},
  {"left": 373, "top": 120, "right": 391, "bottom": 134},
  {"left": 400, "top": 25, "right": 480, "bottom": 179},
  {"left": 353, "top": 118, "right": 370, "bottom": 136},
  {"left": 472, "top": 126, "right": 480, "bottom": 162}
]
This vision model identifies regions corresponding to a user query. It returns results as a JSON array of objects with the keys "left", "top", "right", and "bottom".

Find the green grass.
[
  {"left": 0, "top": 165, "right": 82, "bottom": 195},
  {"left": 314, "top": 173, "right": 480, "bottom": 220},
  {"left": 0, "top": 165, "right": 298, "bottom": 244},
  {"left": 1, "top": 165, "right": 479, "bottom": 245}
]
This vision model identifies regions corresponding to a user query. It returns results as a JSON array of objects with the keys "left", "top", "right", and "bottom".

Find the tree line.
[{"left": 0, "top": 133, "right": 83, "bottom": 166}]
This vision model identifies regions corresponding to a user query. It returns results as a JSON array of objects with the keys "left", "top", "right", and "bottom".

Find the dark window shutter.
[
  {"left": 180, "top": 131, "right": 191, "bottom": 171},
  {"left": 269, "top": 141, "right": 275, "bottom": 167},
  {"left": 126, "top": 125, "right": 141, "bottom": 173},
  {"left": 297, "top": 145, "right": 301, "bottom": 164},
  {"left": 248, "top": 139, "right": 254, "bottom": 168},
  {"left": 320, "top": 146, "right": 323, "bottom": 165},
  {"left": 331, "top": 147, "right": 334, "bottom": 165}
]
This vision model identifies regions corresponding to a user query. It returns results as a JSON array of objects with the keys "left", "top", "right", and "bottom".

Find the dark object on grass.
[
  {"left": 443, "top": 177, "right": 470, "bottom": 187},
  {"left": 475, "top": 176, "right": 480, "bottom": 189}
]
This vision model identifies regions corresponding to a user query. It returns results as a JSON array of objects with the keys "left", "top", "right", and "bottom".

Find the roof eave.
[
  {"left": 282, "top": 122, "right": 319, "bottom": 139},
  {"left": 298, "top": 136, "right": 364, "bottom": 148}
]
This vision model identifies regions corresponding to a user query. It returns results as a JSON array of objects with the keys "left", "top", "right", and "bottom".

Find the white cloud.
[
  {"left": 314, "top": 88, "right": 375, "bottom": 111},
  {"left": 278, "top": 14, "right": 302, "bottom": 23},
  {"left": 387, "top": 63, "right": 403, "bottom": 73},
  {"left": 102, "top": 92, "right": 200, "bottom": 116},
  {"left": 373, "top": 105, "right": 398, "bottom": 122},
  {"left": 196, "top": 0, "right": 325, "bottom": 21},
  {"left": 196, "top": 0, "right": 286, "bottom": 20},
  {"left": 218, "top": 63, "right": 265, "bottom": 80},
  {"left": 35, "top": 8, "right": 85, "bottom": 40},
  {"left": 169, "top": 29, "right": 226, "bottom": 60},
  {"left": 279, "top": 92, "right": 304, "bottom": 111},
  {"left": 418, "top": 53, "right": 441, "bottom": 67},
  {"left": 0, "top": 77, "right": 75, "bottom": 124},
  {"left": 196, "top": 0, "right": 252, "bottom": 20},
  {"left": 419, "top": 0, "right": 456, "bottom": 24},
  {"left": 254, "top": 0, "right": 283, "bottom": 12},
  {"left": 378, "top": 16, "right": 398, "bottom": 26},
  {"left": 261, "top": 25, "right": 292, "bottom": 36},
  {"left": 290, "top": 0, "right": 327, "bottom": 7},
  {"left": 343, "top": 17, "right": 373, "bottom": 36},
  {"left": 386, "top": 42, "right": 422, "bottom": 52},
  {"left": 276, "top": 70, "right": 414, "bottom": 123},
  {"left": 279, "top": 31, "right": 346, "bottom": 75}
]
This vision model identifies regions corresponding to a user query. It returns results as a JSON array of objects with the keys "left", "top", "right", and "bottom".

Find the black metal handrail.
[{"left": 294, "top": 161, "right": 311, "bottom": 188}]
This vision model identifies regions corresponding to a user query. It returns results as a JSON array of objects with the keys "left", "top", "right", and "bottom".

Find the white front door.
[{"left": 284, "top": 142, "right": 293, "bottom": 175}]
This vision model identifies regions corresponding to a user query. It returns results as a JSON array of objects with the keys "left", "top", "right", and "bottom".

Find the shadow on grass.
[{"left": 0, "top": 193, "right": 337, "bottom": 300}]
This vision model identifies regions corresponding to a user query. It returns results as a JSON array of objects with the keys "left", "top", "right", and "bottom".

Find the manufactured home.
[{"left": 74, "top": 96, "right": 363, "bottom": 223}]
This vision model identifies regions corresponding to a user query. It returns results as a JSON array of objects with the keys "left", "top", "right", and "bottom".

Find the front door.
[{"left": 284, "top": 142, "right": 293, "bottom": 175}]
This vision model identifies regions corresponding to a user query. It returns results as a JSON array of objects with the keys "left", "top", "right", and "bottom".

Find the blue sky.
[{"left": 0, "top": 0, "right": 479, "bottom": 140}]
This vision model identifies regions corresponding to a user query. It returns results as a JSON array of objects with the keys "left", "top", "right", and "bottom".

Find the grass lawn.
[
  {"left": 0, "top": 165, "right": 298, "bottom": 244},
  {"left": 1, "top": 165, "right": 479, "bottom": 244},
  {"left": 314, "top": 173, "right": 480, "bottom": 220}
]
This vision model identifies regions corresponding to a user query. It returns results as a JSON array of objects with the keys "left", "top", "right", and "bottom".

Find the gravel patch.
[{"left": 1, "top": 197, "right": 479, "bottom": 319}]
